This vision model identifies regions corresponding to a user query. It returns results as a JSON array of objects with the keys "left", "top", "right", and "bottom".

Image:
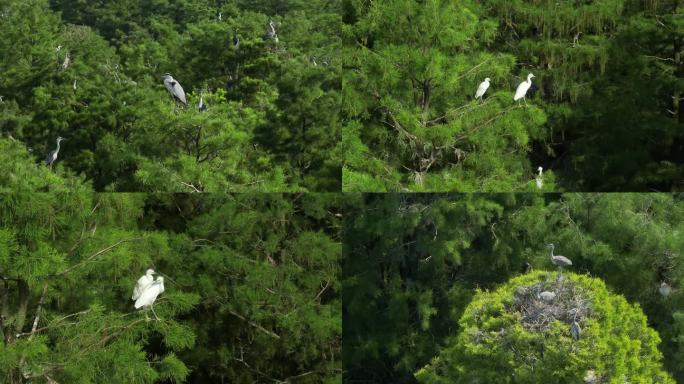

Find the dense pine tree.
[
  {"left": 0, "top": 193, "right": 341, "bottom": 383},
  {"left": 343, "top": 193, "right": 684, "bottom": 383}
]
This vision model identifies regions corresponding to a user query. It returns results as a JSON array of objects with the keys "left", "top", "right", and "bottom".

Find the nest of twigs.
[{"left": 510, "top": 274, "right": 592, "bottom": 332}]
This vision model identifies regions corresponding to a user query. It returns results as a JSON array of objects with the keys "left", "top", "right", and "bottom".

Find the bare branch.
[
  {"left": 29, "top": 283, "right": 48, "bottom": 340},
  {"left": 228, "top": 309, "right": 280, "bottom": 340}
]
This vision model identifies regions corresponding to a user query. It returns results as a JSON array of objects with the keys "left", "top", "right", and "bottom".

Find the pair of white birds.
[
  {"left": 131, "top": 269, "right": 165, "bottom": 320},
  {"left": 474, "top": 73, "right": 536, "bottom": 104},
  {"left": 474, "top": 73, "right": 543, "bottom": 189}
]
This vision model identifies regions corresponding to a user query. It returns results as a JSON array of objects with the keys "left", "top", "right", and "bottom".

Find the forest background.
[
  {"left": 342, "top": 0, "right": 683, "bottom": 192},
  {"left": 343, "top": 193, "right": 684, "bottom": 383},
  {"left": 1, "top": 0, "right": 341, "bottom": 192},
  {"left": 0, "top": 192, "right": 342, "bottom": 383}
]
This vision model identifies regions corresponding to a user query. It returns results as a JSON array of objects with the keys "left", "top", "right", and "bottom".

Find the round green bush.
[{"left": 415, "top": 271, "right": 674, "bottom": 383}]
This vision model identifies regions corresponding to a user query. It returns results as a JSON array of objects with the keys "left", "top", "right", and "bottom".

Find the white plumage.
[
  {"left": 474, "top": 77, "right": 490, "bottom": 101},
  {"left": 514, "top": 73, "right": 535, "bottom": 103},
  {"left": 536, "top": 166, "right": 543, "bottom": 189},
  {"left": 131, "top": 269, "right": 155, "bottom": 300},
  {"left": 163, "top": 73, "right": 187, "bottom": 106},
  {"left": 134, "top": 276, "right": 165, "bottom": 309}
]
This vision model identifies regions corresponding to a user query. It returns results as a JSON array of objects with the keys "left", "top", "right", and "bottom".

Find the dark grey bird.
[
  {"left": 547, "top": 243, "right": 572, "bottom": 270},
  {"left": 570, "top": 320, "right": 581, "bottom": 340},
  {"left": 538, "top": 291, "right": 556, "bottom": 302},
  {"left": 45, "top": 136, "right": 64, "bottom": 167},
  {"left": 233, "top": 29, "right": 240, "bottom": 48},
  {"left": 162, "top": 73, "right": 187, "bottom": 106}
]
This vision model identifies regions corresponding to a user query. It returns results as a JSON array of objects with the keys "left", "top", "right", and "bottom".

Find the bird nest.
[{"left": 510, "top": 275, "right": 592, "bottom": 333}]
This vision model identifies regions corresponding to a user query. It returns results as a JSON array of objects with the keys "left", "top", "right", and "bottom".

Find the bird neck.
[
  {"left": 549, "top": 245, "right": 554, "bottom": 257},
  {"left": 55, "top": 141, "right": 61, "bottom": 152}
]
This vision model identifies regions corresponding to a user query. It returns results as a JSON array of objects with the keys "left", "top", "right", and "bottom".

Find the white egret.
[
  {"left": 536, "top": 166, "right": 543, "bottom": 189},
  {"left": 474, "top": 77, "right": 490, "bottom": 102},
  {"left": 514, "top": 73, "right": 535, "bottom": 105},
  {"left": 134, "top": 276, "right": 165, "bottom": 320},
  {"left": 198, "top": 91, "right": 207, "bottom": 112},
  {"left": 131, "top": 268, "right": 156, "bottom": 300},
  {"left": 61, "top": 51, "right": 70, "bottom": 71}
]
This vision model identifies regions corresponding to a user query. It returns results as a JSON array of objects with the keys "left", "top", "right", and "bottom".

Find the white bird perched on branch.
[
  {"left": 474, "top": 77, "right": 490, "bottom": 102},
  {"left": 514, "top": 73, "right": 535, "bottom": 105},
  {"left": 131, "top": 269, "right": 155, "bottom": 300},
  {"left": 135, "top": 276, "right": 165, "bottom": 320},
  {"left": 536, "top": 166, "right": 543, "bottom": 189}
]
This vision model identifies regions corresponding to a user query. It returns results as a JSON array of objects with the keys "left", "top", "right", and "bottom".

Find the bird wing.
[
  {"left": 172, "top": 82, "right": 187, "bottom": 105},
  {"left": 557, "top": 255, "right": 572, "bottom": 265},
  {"left": 513, "top": 81, "right": 530, "bottom": 100},
  {"left": 45, "top": 150, "right": 56, "bottom": 164},
  {"left": 131, "top": 275, "right": 152, "bottom": 300},
  {"left": 475, "top": 81, "right": 489, "bottom": 98},
  {"left": 134, "top": 282, "right": 161, "bottom": 309}
]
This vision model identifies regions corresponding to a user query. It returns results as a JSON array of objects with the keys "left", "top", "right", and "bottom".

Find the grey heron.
[
  {"left": 131, "top": 269, "right": 156, "bottom": 300},
  {"left": 474, "top": 77, "right": 490, "bottom": 102},
  {"left": 262, "top": 20, "right": 277, "bottom": 40},
  {"left": 514, "top": 73, "right": 535, "bottom": 105},
  {"left": 162, "top": 73, "right": 187, "bottom": 106},
  {"left": 45, "top": 137, "right": 64, "bottom": 167},
  {"left": 570, "top": 320, "right": 581, "bottom": 340},
  {"left": 233, "top": 29, "right": 240, "bottom": 48},
  {"left": 134, "top": 276, "right": 165, "bottom": 320},
  {"left": 547, "top": 243, "right": 572, "bottom": 270}
]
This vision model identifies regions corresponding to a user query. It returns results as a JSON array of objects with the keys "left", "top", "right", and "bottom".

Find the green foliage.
[
  {"left": 343, "top": 193, "right": 684, "bottom": 382},
  {"left": 0, "top": 0, "right": 340, "bottom": 191},
  {"left": 415, "top": 271, "right": 674, "bottom": 383},
  {"left": 342, "top": 0, "right": 553, "bottom": 191},
  {"left": 342, "top": 0, "right": 683, "bottom": 191},
  {"left": 0, "top": 193, "right": 342, "bottom": 383}
]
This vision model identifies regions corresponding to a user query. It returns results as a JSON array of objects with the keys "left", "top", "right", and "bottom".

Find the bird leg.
[{"left": 150, "top": 304, "right": 160, "bottom": 321}]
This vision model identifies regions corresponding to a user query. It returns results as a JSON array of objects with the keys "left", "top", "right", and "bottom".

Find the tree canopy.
[
  {"left": 416, "top": 271, "right": 674, "bottom": 383},
  {"left": 341, "top": 0, "right": 683, "bottom": 191},
  {"left": 0, "top": 192, "right": 341, "bottom": 383},
  {"left": 343, "top": 193, "right": 684, "bottom": 382},
  {"left": 0, "top": 0, "right": 340, "bottom": 192}
]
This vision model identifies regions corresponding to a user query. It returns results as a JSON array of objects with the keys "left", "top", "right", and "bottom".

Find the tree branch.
[
  {"left": 228, "top": 309, "right": 280, "bottom": 339},
  {"left": 54, "top": 238, "right": 144, "bottom": 277},
  {"left": 28, "top": 283, "right": 48, "bottom": 341}
]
